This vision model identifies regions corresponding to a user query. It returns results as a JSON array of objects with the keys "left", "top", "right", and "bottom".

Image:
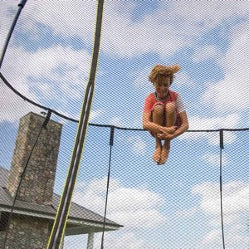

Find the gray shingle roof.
[{"left": 0, "top": 166, "right": 122, "bottom": 234}]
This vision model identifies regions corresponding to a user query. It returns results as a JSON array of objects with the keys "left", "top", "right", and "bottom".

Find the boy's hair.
[{"left": 149, "top": 64, "right": 180, "bottom": 85}]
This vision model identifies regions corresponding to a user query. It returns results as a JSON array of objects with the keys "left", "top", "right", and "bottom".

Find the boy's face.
[{"left": 154, "top": 75, "right": 171, "bottom": 99}]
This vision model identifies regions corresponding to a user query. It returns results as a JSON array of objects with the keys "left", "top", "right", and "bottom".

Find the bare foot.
[
  {"left": 153, "top": 146, "right": 161, "bottom": 163},
  {"left": 158, "top": 141, "right": 170, "bottom": 165}
]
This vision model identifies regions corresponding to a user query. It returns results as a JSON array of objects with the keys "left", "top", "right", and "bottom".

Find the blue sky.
[{"left": 1, "top": 0, "right": 249, "bottom": 248}]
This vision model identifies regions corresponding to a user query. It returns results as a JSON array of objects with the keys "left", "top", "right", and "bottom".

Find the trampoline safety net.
[{"left": 0, "top": 1, "right": 249, "bottom": 249}]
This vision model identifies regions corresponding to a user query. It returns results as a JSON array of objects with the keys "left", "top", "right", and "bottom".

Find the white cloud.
[
  {"left": 1, "top": 45, "right": 92, "bottom": 122},
  {"left": 168, "top": 1, "right": 249, "bottom": 30},
  {"left": 208, "top": 131, "right": 236, "bottom": 146},
  {"left": 201, "top": 229, "right": 221, "bottom": 248},
  {"left": 108, "top": 187, "right": 164, "bottom": 213},
  {"left": 192, "top": 45, "right": 221, "bottom": 63},
  {"left": 109, "top": 117, "right": 122, "bottom": 127},
  {"left": 110, "top": 209, "right": 165, "bottom": 228},
  {"left": 174, "top": 71, "right": 194, "bottom": 87},
  {"left": 202, "top": 225, "right": 249, "bottom": 248},
  {"left": 90, "top": 109, "right": 105, "bottom": 122},
  {"left": 202, "top": 22, "right": 249, "bottom": 113},
  {"left": 18, "top": 1, "right": 97, "bottom": 42},
  {"left": 202, "top": 220, "right": 249, "bottom": 248},
  {"left": 73, "top": 177, "right": 166, "bottom": 229},
  {"left": 189, "top": 114, "right": 240, "bottom": 130},
  {"left": 180, "top": 114, "right": 240, "bottom": 145},
  {"left": 64, "top": 229, "right": 148, "bottom": 249},
  {"left": 193, "top": 181, "right": 249, "bottom": 248},
  {"left": 0, "top": 1, "right": 18, "bottom": 54},
  {"left": 18, "top": 45, "right": 90, "bottom": 88},
  {"left": 2, "top": 1, "right": 249, "bottom": 61},
  {"left": 127, "top": 135, "right": 147, "bottom": 156},
  {"left": 133, "top": 66, "right": 151, "bottom": 89},
  {"left": 102, "top": 3, "right": 186, "bottom": 58},
  {"left": 203, "top": 152, "right": 229, "bottom": 166},
  {"left": 5, "top": 1, "right": 249, "bottom": 59},
  {"left": 0, "top": 74, "right": 42, "bottom": 123},
  {"left": 193, "top": 181, "right": 249, "bottom": 215},
  {"left": 94, "top": 232, "right": 147, "bottom": 249},
  {"left": 104, "top": 1, "right": 249, "bottom": 58}
]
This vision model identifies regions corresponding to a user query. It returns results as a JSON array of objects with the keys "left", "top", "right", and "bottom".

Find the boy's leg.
[
  {"left": 159, "top": 102, "right": 176, "bottom": 164},
  {"left": 151, "top": 104, "right": 164, "bottom": 163}
]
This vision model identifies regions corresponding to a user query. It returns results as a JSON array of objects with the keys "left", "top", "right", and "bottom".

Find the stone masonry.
[
  {"left": 1, "top": 112, "right": 62, "bottom": 249},
  {"left": 0, "top": 214, "right": 50, "bottom": 249},
  {"left": 7, "top": 112, "right": 62, "bottom": 205}
]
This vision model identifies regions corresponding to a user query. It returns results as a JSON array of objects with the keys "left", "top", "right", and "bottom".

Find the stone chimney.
[{"left": 6, "top": 112, "right": 62, "bottom": 205}]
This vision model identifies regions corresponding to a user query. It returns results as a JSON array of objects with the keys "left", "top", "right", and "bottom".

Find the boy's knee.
[
  {"left": 165, "top": 102, "right": 176, "bottom": 113},
  {"left": 153, "top": 104, "right": 164, "bottom": 115}
]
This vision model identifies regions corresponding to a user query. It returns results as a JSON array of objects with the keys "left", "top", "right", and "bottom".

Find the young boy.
[{"left": 142, "top": 64, "right": 189, "bottom": 165}]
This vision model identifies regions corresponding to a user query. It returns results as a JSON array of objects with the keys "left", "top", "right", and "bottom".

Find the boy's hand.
[
  {"left": 157, "top": 132, "right": 175, "bottom": 140},
  {"left": 160, "top": 126, "right": 177, "bottom": 134},
  {"left": 157, "top": 126, "right": 177, "bottom": 140}
]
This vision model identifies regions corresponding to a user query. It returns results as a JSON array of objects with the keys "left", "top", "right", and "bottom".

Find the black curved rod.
[
  {"left": 2, "top": 72, "right": 249, "bottom": 132},
  {"left": 0, "top": 0, "right": 28, "bottom": 69}
]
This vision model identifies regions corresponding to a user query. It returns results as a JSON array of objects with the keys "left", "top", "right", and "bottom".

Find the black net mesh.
[{"left": 1, "top": 1, "right": 249, "bottom": 249}]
